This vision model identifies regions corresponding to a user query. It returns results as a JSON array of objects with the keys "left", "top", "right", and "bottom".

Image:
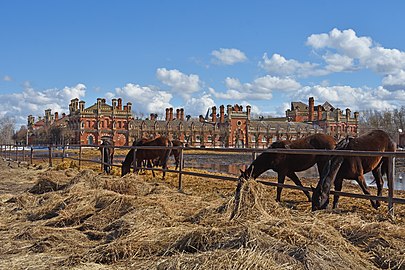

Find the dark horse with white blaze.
[
  {"left": 121, "top": 136, "right": 172, "bottom": 179},
  {"left": 311, "top": 130, "right": 396, "bottom": 211},
  {"left": 99, "top": 140, "right": 114, "bottom": 174},
  {"left": 238, "top": 133, "right": 336, "bottom": 202}
]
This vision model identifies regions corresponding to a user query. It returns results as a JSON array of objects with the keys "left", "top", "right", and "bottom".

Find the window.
[
  {"left": 262, "top": 136, "right": 267, "bottom": 143},
  {"left": 207, "top": 136, "right": 212, "bottom": 142},
  {"left": 195, "top": 135, "right": 201, "bottom": 142},
  {"left": 87, "top": 135, "right": 94, "bottom": 145},
  {"left": 251, "top": 136, "right": 256, "bottom": 143}
]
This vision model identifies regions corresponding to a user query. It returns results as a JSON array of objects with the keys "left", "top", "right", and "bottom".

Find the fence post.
[
  {"left": 9, "top": 145, "right": 11, "bottom": 160},
  {"left": 101, "top": 144, "right": 104, "bottom": 172},
  {"left": 178, "top": 147, "right": 184, "bottom": 192},
  {"left": 62, "top": 145, "right": 65, "bottom": 163},
  {"left": 48, "top": 145, "right": 53, "bottom": 167},
  {"left": 30, "top": 147, "right": 33, "bottom": 165},
  {"left": 15, "top": 145, "right": 18, "bottom": 162},
  {"left": 22, "top": 146, "right": 25, "bottom": 162},
  {"left": 132, "top": 148, "right": 137, "bottom": 173},
  {"left": 387, "top": 156, "right": 395, "bottom": 216},
  {"left": 79, "top": 145, "right": 82, "bottom": 170}
]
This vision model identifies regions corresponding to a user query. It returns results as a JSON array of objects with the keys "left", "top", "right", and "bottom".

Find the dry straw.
[{"left": 0, "top": 159, "right": 404, "bottom": 269}]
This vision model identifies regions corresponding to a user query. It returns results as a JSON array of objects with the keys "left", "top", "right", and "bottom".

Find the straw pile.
[{"left": 0, "top": 159, "right": 404, "bottom": 269}]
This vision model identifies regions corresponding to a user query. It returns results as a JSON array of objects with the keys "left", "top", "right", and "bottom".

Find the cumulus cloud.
[
  {"left": 113, "top": 83, "right": 173, "bottom": 117},
  {"left": 382, "top": 70, "right": 405, "bottom": 90},
  {"left": 290, "top": 84, "right": 403, "bottom": 112},
  {"left": 156, "top": 68, "right": 201, "bottom": 99},
  {"left": 184, "top": 93, "right": 216, "bottom": 116},
  {"left": 0, "top": 83, "right": 86, "bottom": 127},
  {"left": 3, "top": 75, "right": 12, "bottom": 81},
  {"left": 306, "top": 28, "right": 405, "bottom": 75},
  {"left": 211, "top": 48, "right": 248, "bottom": 65},
  {"left": 259, "top": 53, "right": 326, "bottom": 77},
  {"left": 210, "top": 75, "right": 300, "bottom": 100}
]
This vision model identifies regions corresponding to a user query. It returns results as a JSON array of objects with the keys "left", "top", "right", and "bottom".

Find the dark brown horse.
[
  {"left": 121, "top": 136, "right": 172, "bottom": 178},
  {"left": 99, "top": 140, "right": 114, "bottom": 174},
  {"left": 238, "top": 133, "right": 336, "bottom": 202},
  {"left": 311, "top": 130, "right": 396, "bottom": 211}
]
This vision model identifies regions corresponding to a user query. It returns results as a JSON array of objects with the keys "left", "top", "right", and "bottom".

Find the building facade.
[{"left": 28, "top": 96, "right": 359, "bottom": 147}]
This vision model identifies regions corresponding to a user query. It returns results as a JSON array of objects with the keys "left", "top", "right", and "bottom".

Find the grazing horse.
[
  {"left": 238, "top": 134, "right": 336, "bottom": 202},
  {"left": 100, "top": 140, "right": 114, "bottom": 174},
  {"left": 311, "top": 130, "right": 396, "bottom": 211},
  {"left": 121, "top": 136, "right": 172, "bottom": 179}
]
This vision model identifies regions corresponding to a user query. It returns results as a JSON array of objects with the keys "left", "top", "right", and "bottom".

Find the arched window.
[{"left": 88, "top": 135, "right": 94, "bottom": 145}]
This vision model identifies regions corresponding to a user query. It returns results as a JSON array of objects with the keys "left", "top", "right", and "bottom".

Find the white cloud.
[
  {"left": 323, "top": 53, "right": 355, "bottom": 72},
  {"left": 156, "top": 68, "right": 201, "bottom": 99},
  {"left": 259, "top": 53, "right": 327, "bottom": 77},
  {"left": 382, "top": 70, "right": 405, "bottom": 90},
  {"left": 184, "top": 93, "right": 216, "bottom": 116},
  {"left": 3, "top": 75, "right": 12, "bottom": 81},
  {"left": 210, "top": 75, "right": 300, "bottom": 100},
  {"left": 114, "top": 83, "right": 173, "bottom": 116},
  {"left": 291, "top": 84, "right": 402, "bottom": 112},
  {"left": 211, "top": 48, "right": 248, "bottom": 65},
  {"left": 0, "top": 83, "right": 86, "bottom": 127}
]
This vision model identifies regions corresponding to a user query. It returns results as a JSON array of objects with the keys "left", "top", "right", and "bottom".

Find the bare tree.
[
  {"left": 13, "top": 126, "right": 28, "bottom": 145},
  {"left": 0, "top": 116, "right": 15, "bottom": 144}
]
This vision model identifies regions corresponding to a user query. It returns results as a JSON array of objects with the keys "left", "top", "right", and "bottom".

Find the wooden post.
[
  {"left": 22, "top": 146, "right": 25, "bottom": 162},
  {"left": 101, "top": 144, "right": 104, "bottom": 172},
  {"left": 15, "top": 145, "right": 18, "bottom": 162},
  {"left": 8, "top": 145, "right": 11, "bottom": 160},
  {"left": 48, "top": 145, "right": 53, "bottom": 167},
  {"left": 62, "top": 145, "right": 65, "bottom": 162},
  {"left": 79, "top": 145, "right": 82, "bottom": 170},
  {"left": 387, "top": 156, "right": 395, "bottom": 216},
  {"left": 30, "top": 147, "right": 33, "bottom": 165},
  {"left": 132, "top": 148, "right": 137, "bottom": 173},
  {"left": 178, "top": 147, "right": 184, "bottom": 192}
]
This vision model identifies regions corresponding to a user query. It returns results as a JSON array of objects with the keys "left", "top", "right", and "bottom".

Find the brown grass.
[{"left": 0, "top": 159, "right": 404, "bottom": 269}]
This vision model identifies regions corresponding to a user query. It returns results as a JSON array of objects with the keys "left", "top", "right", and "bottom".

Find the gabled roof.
[
  {"left": 322, "top": 101, "right": 335, "bottom": 111},
  {"left": 291, "top": 102, "right": 308, "bottom": 111}
]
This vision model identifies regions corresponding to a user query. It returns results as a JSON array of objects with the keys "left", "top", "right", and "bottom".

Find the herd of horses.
[{"left": 100, "top": 129, "right": 396, "bottom": 211}]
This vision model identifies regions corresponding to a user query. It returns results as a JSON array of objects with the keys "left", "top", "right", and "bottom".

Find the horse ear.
[
  {"left": 310, "top": 185, "right": 315, "bottom": 192},
  {"left": 239, "top": 169, "right": 245, "bottom": 174}
]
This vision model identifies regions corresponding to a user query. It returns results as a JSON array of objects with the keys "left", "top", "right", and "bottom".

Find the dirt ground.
[{"left": 0, "top": 158, "right": 405, "bottom": 270}]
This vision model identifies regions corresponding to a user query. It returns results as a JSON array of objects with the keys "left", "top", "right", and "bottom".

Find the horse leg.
[
  {"left": 372, "top": 165, "right": 383, "bottom": 208},
  {"left": 276, "top": 174, "right": 286, "bottom": 202},
  {"left": 356, "top": 174, "right": 379, "bottom": 209},
  {"left": 287, "top": 172, "right": 311, "bottom": 201},
  {"left": 332, "top": 177, "right": 343, "bottom": 209},
  {"left": 148, "top": 160, "right": 156, "bottom": 178}
]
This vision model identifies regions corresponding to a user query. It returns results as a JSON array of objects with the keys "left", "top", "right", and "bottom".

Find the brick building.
[{"left": 28, "top": 96, "right": 359, "bottom": 147}]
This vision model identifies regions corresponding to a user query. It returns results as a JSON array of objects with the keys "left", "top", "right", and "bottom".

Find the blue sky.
[{"left": 1, "top": 1, "right": 405, "bottom": 128}]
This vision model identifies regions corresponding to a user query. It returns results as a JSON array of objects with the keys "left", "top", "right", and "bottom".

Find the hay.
[{"left": 1, "top": 158, "right": 405, "bottom": 269}]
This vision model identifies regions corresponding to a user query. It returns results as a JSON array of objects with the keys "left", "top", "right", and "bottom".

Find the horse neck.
[
  {"left": 247, "top": 155, "right": 271, "bottom": 179},
  {"left": 123, "top": 149, "right": 134, "bottom": 165}
]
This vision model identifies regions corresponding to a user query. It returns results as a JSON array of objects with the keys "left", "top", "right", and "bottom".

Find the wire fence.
[{"left": 1, "top": 143, "right": 405, "bottom": 216}]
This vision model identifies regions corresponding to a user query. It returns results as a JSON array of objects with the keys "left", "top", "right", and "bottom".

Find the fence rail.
[{"left": 1, "top": 143, "right": 404, "bottom": 216}]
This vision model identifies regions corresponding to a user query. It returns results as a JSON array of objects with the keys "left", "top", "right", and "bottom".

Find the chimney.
[
  {"left": 150, "top": 113, "right": 155, "bottom": 121},
  {"left": 227, "top": 105, "right": 232, "bottom": 120},
  {"left": 112, "top": 98, "right": 117, "bottom": 110},
  {"left": 54, "top": 112, "right": 59, "bottom": 121},
  {"left": 345, "top": 108, "right": 351, "bottom": 122},
  {"left": 117, "top": 98, "right": 122, "bottom": 110},
  {"left": 212, "top": 106, "right": 217, "bottom": 122},
  {"left": 123, "top": 105, "right": 128, "bottom": 111},
  {"left": 102, "top": 98, "right": 106, "bottom": 104},
  {"left": 246, "top": 105, "right": 251, "bottom": 121},
  {"left": 176, "top": 108, "right": 180, "bottom": 120},
  {"left": 165, "top": 108, "right": 169, "bottom": 121},
  {"left": 62, "top": 113, "right": 66, "bottom": 118},
  {"left": 180, "top": 108, "right": 184, "bottom": 121},
  {"left": 169, "top": 107, "right": 173, "bottom": 121},
  {"left": 127, "top": 102, "right": 132, "bottom": 112},
  {"left": 97, "top": 98, "right": 102, "bottom": 111},
  {"left": 317, "top": 105, "right": 323, "bottom": 121},
  {"left": 336, "top": 108, "right": 341, "bottom": 122},
  {"left": 79, "top": 100, "right": 85, "bottom": 112},
  {"left": 308, "top": 97, "right": 314, "bottom": 121},
  {"left": 220, "top": 105, "right": 225, "bottom": 123},
  {"left": 199, "top": 115, "right": 204, "bottom": 122}
]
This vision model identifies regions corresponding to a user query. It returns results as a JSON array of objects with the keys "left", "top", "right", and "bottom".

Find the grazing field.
[{"left": 0, "top": 158, "right": 405, "bottom": 269}]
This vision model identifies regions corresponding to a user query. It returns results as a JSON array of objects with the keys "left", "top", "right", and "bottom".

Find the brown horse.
[
  {"left": 121, "top": 136, "right": 172, "bottom": 178},
  {"left": 239, "top": 133, "right": 336, "bottom": 202},
  {"left": 99, "top": 140, "right": 114, "bottom": 174},
  {"left": 311, "top": 130, "right": 396, "bottom": 211}
]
